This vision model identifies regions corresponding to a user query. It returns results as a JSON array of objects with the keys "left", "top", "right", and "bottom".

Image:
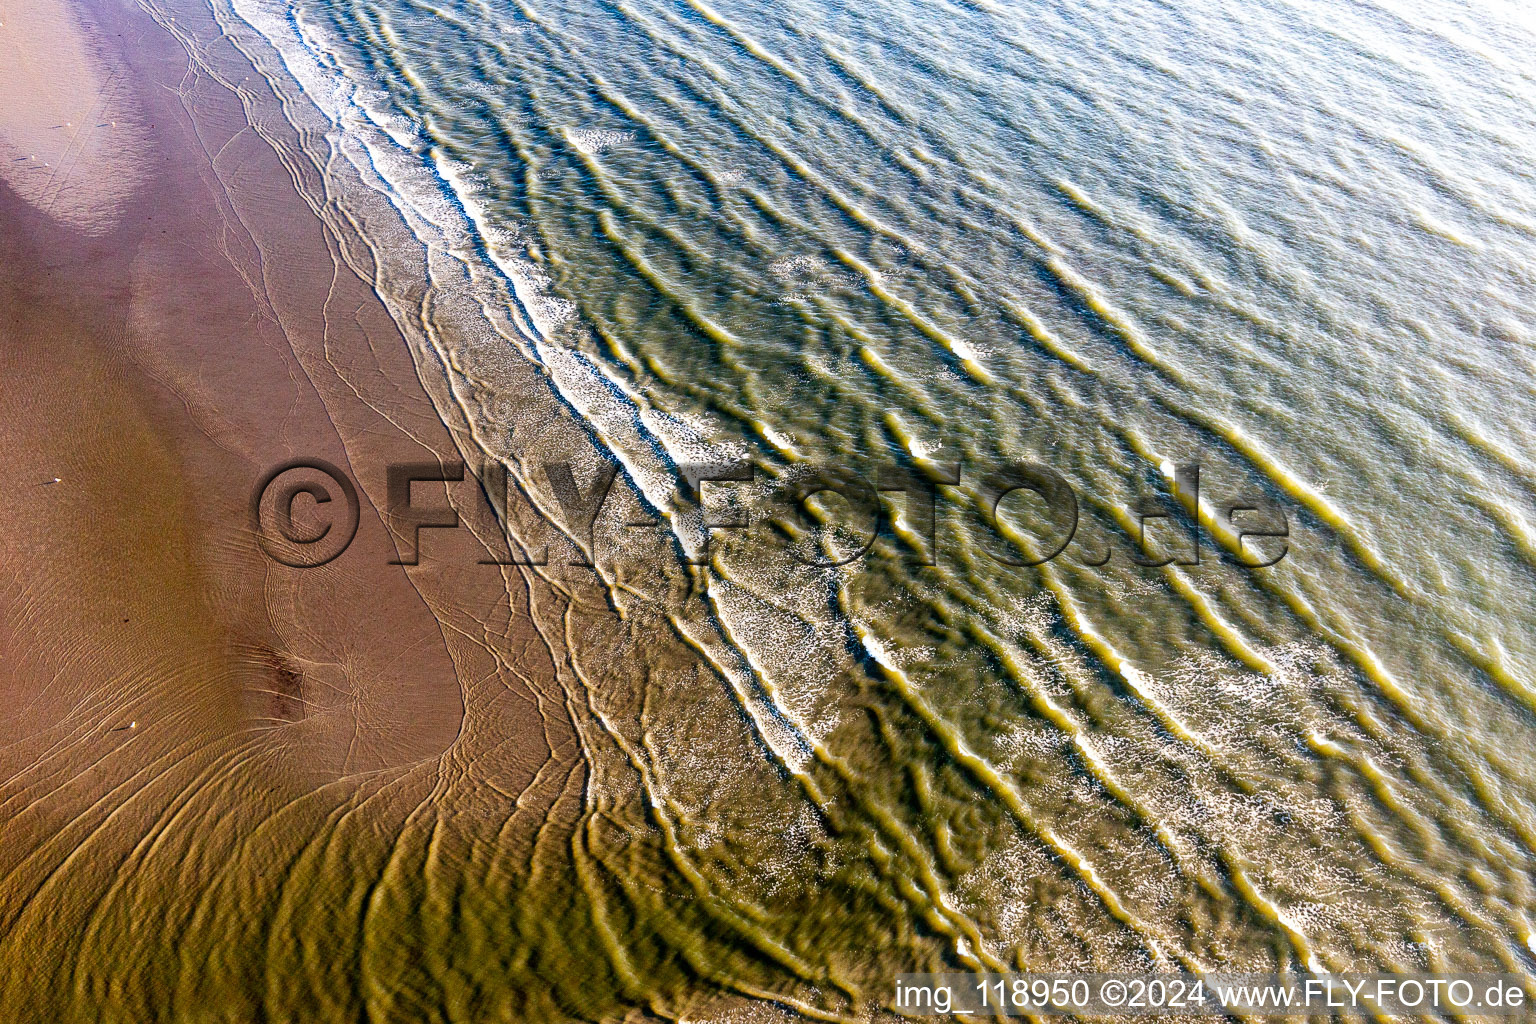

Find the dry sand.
[{"left": 0, "top": 0, "right": 151, "bottom": 233}]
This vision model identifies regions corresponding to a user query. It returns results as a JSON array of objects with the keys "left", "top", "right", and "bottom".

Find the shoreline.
[
  {"left": 9, "top": 0, "right": 1531, "bottom": 1017},
  {"left": 5, "top": 2, "right": 948, "bottom": 1014},
  {"left": 2, "top": 0, "right": 1054, "bottom": 1018},
  {"left": 1, "top": 0, "right": 583, "bottom": 1017}
]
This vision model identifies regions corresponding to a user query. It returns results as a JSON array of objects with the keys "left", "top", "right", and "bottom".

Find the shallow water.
[{"left": 160, "top": 0, "right": 1536, "bottom": 1015}]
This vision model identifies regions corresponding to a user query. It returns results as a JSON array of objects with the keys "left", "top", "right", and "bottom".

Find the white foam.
[
  {"left": 762, "top": 426, "right": 800, "bottom": 456},
  {"left": 565, "top": 126, "right": 635, "bottom": 155},
  {"left": 907, "top": 437, "right": 942, "bottom": 459}
]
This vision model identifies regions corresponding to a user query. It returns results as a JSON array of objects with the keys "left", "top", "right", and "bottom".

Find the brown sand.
[
  {"left": 0, "top": 0, "right": 151, "bottom": 234},
  {"left": 0, "top": 0, "right": 576, "bottom": 1014}
]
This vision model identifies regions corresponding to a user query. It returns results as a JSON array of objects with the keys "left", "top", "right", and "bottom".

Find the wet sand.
[
  {"left": 10, "top": 0, "right": 1533, "bottom": 1016},
  {"left": 0, "top": 0, "right": 577, "bottom": 1017}
]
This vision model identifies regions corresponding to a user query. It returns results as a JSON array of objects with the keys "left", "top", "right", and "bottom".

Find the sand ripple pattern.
[{"left": 11, "top": 0, "right": 1536, "bottom": 1018}]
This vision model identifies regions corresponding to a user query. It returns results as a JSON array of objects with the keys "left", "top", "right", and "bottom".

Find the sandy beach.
[
  {"left": 10, "top": 0, "right": 1535, "bottom": 1019},
  {"left": 0, "top": 0, "right": 580, "bottom": 1017}
]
